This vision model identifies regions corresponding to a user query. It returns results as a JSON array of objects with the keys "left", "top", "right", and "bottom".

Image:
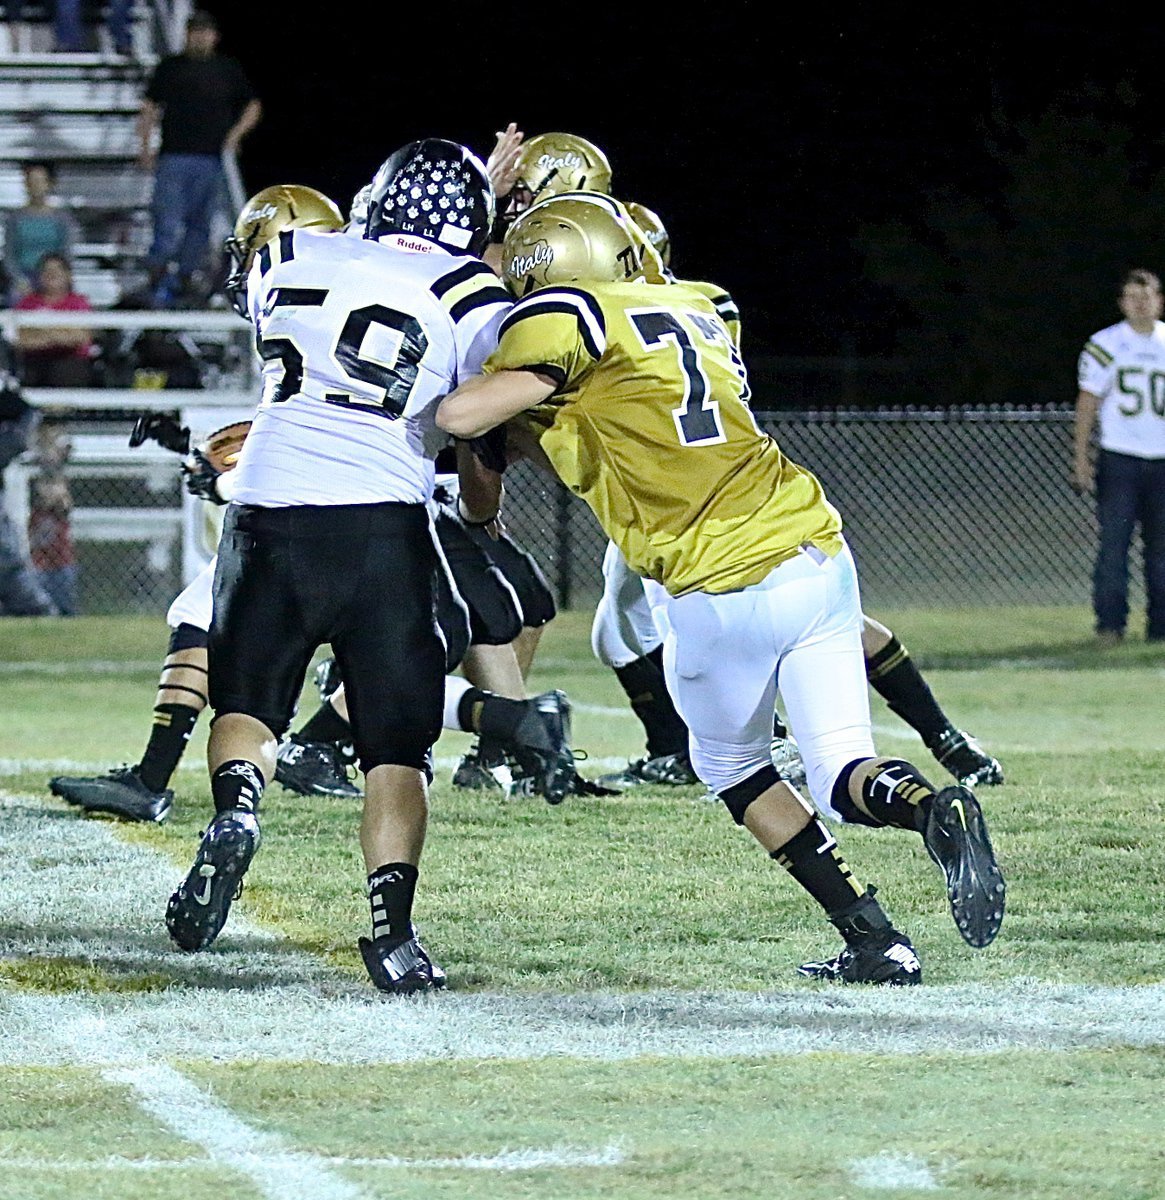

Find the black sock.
[
  {"left": 865, "top": 636, "right": 951, "bottom": 745},
  {"left": 856, "top": 759, "right": 937, "bottom": 832},
  {"left": 296, "top": 699, "right": 351, "bottom": 745},
  {"left": 368, "top": 861, "right": 419, "bottom": 941},
  {"left": 456, "top": 686, "right": 488, "bottom": 733},
  {"left": 772, "top": 711, "right": 788, "bottom": 740},
  {"left": 770, "top": 819, "right": 865, "bottom": 914},
  {"left": 615, "top": 646, "right": 689, "bottom": 758},
  {"left": 210, "top": 759, "right": 265, "bottom": 815},
  {"left": 476, "top": 691, "right": 530, "bottom": 742},
  {"left": 136, "top": 702, "right": 200, "bottom": 792}
]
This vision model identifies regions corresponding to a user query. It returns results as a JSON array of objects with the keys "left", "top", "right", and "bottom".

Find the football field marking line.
[
  {"left": 0, "top": 1144, "right": 627, "bottom": 1174},
  {"left": 3, "top": 788, "right": 1165, "bottom": 1068},
  {"left": 3, "top": 991, "right": 365, "bottom": 1200},
  {"left": 849, "top": 1152, "right": 942, "bottom": 1190}
]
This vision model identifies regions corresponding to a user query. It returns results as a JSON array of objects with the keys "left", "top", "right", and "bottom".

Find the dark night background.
[{"left": 201, "top": 7, "right": 1165, "bottom": 405}]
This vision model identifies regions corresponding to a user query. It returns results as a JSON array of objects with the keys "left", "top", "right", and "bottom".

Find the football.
[{"left": 197, "top": 420, "right": 252, "bottom": 473}]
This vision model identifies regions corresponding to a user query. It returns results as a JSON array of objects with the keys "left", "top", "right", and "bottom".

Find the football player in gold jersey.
[
  {"left": 606, "top": 198, "right": 1003, "bottom": 790},
  {"left": 438, "top": 195, "right": 1008, "bottom": 982},
  {"left": 488, "top": 129, "right": 1003, "bottom": 791}
]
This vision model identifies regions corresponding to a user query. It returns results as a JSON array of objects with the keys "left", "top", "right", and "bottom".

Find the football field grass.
[{"left": 1, "top": 607, "right": 1164, "bottom": 1199}]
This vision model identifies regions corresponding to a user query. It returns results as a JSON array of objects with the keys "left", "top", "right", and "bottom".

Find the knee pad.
[
  {"left": 719, "top": 762, "right": 780, "bottom": 825},
  {"left": 359, "top": 738, "right": 436, "bottom": 784}
]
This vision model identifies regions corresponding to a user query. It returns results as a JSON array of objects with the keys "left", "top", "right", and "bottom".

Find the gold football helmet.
[
  {"left": 224, "top": 184, "right": 343, "bottom": 317},
  {"left": 624, "top": 200, "right": 671, "bottom": 270},
  {"left": 508, "top": 133, "right": 612, "bottom": 217},
  {"left": 501, "top": 193, "right": 645, "bottom": 298},
  {"left": 520, "top": 190, "right": 667, "bottom": 285}
]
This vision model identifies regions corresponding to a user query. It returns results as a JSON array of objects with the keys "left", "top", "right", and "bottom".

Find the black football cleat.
[
  {"left": 797, "top": 932, "right": 922, "bottom": 985},
  {"left": 508, "top": 690, "right": 577, "bottom": 805},
  {"left": 359, "top": 927, "right": 447, "bottom": 995},
  {"left": 274, "top": 736, "right": 362, "bottom": 798},
  {"left": 596, "top": 752, "right": 699, "bottom": 789},
  {"left": 50, "top": 766, "right": 173, "bottom": 823},
  {"left": 798, "top": 885, "right": 921, "bottom": 984},
  {"left": 451, "top": 740, "right": 509, "bottom": 792},
  {"left": 165, "top": 808, "right": 261, "bottom": 952},
  {"left": 928, "top": 725, "right": 1004, "bottom": 788},
  {"left": 922, "top": 785, "right": 1006, "bottom": 948}
]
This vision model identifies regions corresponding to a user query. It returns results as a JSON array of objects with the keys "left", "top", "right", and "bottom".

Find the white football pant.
[
  {"left": 661, "top": 539, "right": 874, "bottom": 819},
  {"left": 591, "top": 539, "right": 664, "bottom": 668}
]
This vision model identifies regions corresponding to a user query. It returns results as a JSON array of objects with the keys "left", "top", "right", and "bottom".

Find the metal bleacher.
[{"left": 1, "top": 1, "right": 258, "bottom": 613}]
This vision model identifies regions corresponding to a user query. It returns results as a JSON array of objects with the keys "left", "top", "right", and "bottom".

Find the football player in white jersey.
[
  {"left": 342, "top": 160, "right": 573, "bottom": 798},
  {"left": 1073, "top": 267, "right": 1165, "bottom": 644},
  {"left": 164, "top": 143, "right": 521, "bottom": 994}
]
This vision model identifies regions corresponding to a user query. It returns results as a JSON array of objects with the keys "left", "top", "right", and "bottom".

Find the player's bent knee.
[
  {"left": 208, "top": 704, "right": 292, "bottom": 742},
  {"left": 360, "top": 734, "right": 439, "bottom": 782},
  {"left": 719, "top": 763, "right": 781, "bottom": 825}
]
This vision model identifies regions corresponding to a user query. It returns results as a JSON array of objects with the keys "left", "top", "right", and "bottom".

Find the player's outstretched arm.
[{"left": 437, "top": 369, "right": 556, "bottom": 439}]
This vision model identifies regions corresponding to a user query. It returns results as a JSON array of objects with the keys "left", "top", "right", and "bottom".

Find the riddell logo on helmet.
[{"left": 511, "top": 242, "right": 554, "bottom": 277}]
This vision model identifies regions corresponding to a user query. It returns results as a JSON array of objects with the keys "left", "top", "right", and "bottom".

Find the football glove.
[
  {"left": 182, "top": 448, "right": 226, "bottom": 505},
  {"left": 129, "top": 411, "right": 190, "bottom": 454}
]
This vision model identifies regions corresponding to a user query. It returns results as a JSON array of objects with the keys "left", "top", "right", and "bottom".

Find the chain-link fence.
[
  {"left": 4, "top": 403, "right": 1132, "bottom": 616},
  {"left": 489, "top": 405, "right": 1124, "bottom": 612}
]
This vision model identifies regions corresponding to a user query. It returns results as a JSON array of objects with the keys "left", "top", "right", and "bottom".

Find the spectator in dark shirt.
[{"left": 136, "top": 9, "right": 261, "bottom": 307}]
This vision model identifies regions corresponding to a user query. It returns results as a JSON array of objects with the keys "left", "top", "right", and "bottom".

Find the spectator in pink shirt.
[{"left": 14, "top": 252, "right": 94, "bottom": 387}]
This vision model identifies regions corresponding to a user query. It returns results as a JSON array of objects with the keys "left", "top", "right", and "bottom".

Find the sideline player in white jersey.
[
  {"left": 164, "top": 142, "right": 519, "bottom": 994},
  {"left": 1073, "top": 267, "right": 1165, "bottom": 644}
]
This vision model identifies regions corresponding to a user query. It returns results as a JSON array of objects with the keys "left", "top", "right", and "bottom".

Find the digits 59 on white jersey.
[
  {"left": 1078, "top": 318, "right": 1165, "bottom": 459},
  {"left": 232, "top": 228, "right": 511, "bottom": 506}
]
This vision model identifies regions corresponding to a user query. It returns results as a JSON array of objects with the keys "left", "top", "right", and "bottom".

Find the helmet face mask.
[
  {"left": 364, "top": 138, "right": 495, "bottom": 258},
  {"left": 501, "top": 194, "right": 643, "bottom": 298},
  {"left": 224, "top": 184, "right": 343, "bottom": 317}
]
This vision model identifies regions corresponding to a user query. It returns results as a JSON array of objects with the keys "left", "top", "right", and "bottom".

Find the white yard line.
[
  {"left": 2, "top": 989, "right": 364, "bottom": 1199},
  {"left": 3, "top": 788, "right": 1165, "bottom": 1067},
  {"left": 850, "top": 1152, "right": 943, "bottom": 1190},
  {"left": 104, "top": 1063, "right": 365, "bottom": 1200},
  {"left": 0, "top": 1144, "right": 627, "bottom": 1174},
  {"left": 0, "top": 754, "right": 634, "bottom": 778}
]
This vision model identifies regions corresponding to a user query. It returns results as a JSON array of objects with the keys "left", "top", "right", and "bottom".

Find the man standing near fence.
[
  {"left": 137, "top": 9, "right": 261, "bottom": 309},
  {"left": 1073, "top": 268, "right": 1165, "bottom": 645}
]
